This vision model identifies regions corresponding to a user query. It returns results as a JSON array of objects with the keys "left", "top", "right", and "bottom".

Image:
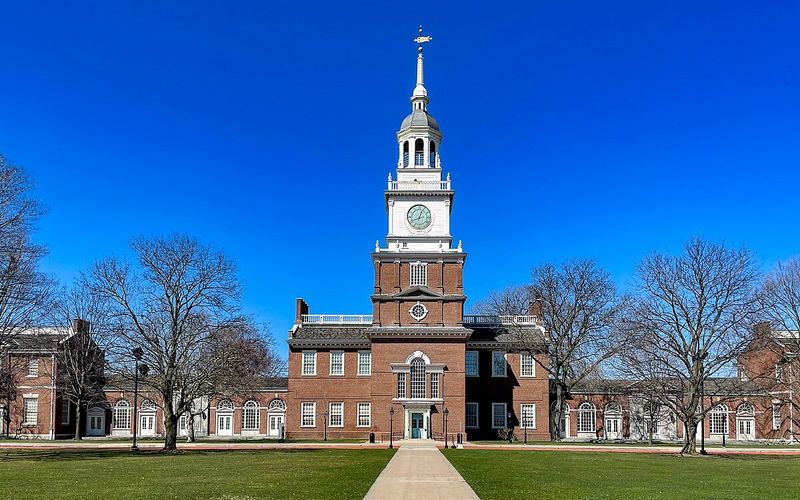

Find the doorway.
[
  {"left": 86, "top": 408, "right": 105, "bottom": 437},
  {"left": 218, "top": 414, "right": 233, "bottom": 436},
  {"left": 140, "top": 413, "right": 156, "bottom": 437},
  {"left": 268, "top": 414, "right": 284, "bottom": 438},
  {"left": 411, "top": 413, "right": 424, "bottom": 438}
]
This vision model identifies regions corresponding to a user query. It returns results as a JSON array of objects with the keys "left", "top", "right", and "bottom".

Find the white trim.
[
  {"left": 409, "top": 301, "right": 428, "bottom": 321},
  {"left": 301, "top": 401, "right": 316, "bottom": 428},
  {"left": 466, "top": 402, "right": 479, "bottom": 429},
  {"left": 301, "top": 351, "right": 317, "bottom": 376},
  {"left": 491, "top": 403, "right": 507, "bottom": 429},
  {"left": 521, "top": 403, "right": 536, "bottom": 429},
  {"left": 404, "top": 351, "right": 431, "bottom": 364},
  {"left": 328, "top": 402, "right": 344, "bottom": 427},
  {"left": 491, "top": 351, "right": 507, "bottom": 378},
  {"left": 357, "top": 402, "right": 371, "bottom": 427},
  {"left": 465, "top": 351, "right": 478, "bottom": 377},
  {"left": 329, "top": 351, "right": 344, "bottom": 376},
  {"left": 520, "top": 353, "right": 535, "bottom": 378},
  {"left": 357, "top": 351, "right": 372, "bottom": 376}
]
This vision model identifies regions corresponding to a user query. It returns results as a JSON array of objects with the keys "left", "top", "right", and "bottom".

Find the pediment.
[{"left": 393, "top": 286, "right": 444, "bottom": 299}]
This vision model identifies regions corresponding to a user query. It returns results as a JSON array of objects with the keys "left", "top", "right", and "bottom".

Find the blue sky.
[{"left": 2, "top": 2, "right": 799, "bottom": 355}]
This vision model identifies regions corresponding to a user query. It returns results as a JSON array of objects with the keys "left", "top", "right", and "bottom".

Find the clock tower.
[{"left": 371, "top": 27, "right": 467, "bottom": 329}]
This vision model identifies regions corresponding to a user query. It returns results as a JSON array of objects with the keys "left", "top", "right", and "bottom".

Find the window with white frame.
[
  {"left": 410, "top": 262, "right": 428, "bottom": 287},
  {"left": 430, "top": 373, "right": 440, "bottom": 399},
  {"left": 61, "top": 398, "right": 70, "bottom": 425},
  {"left": 492, "top": 403, "right": 507, "bottom": 429},
  {"left": 23, "top": 396, "right": 38, "bottom": 425},
  {"left": 577, "top": 402, "right": 596, "bottom": 433},
  {"left": 397, "top": 373, "right": 406, "bottom": 398},
  {"left": 330, "top": 351, "right": 344, "bottom": 376},
  {"left": 520, "top": 353, "right": 535, "bottom": 377},
  {"left": 775, "top": 364, "right": 783, "bottom": 382},
  {"left": 301, "top": 402, "right": 316, "bottom": 427},
  {"left": 358, "top": 351, "right": 371, "bottom": 375},
  {"left": 492, "top": 351, "right": 507, "bottom": 377},
  {"left": 466, "top": 402, "right": 479, "bottom": 428},
  {"left": 409, "top": 302, "right": 428, "bottom": 321},
  {"left": 709, "top": 404, "right": 729, "bottom": 434},
  {"left": 772, "top": 402, "right": 782, "bottom": 430},
  {"left": 521, "top": 404, "right": 536, "bottom": 429},
  {"left": 27, "top": 358, "right": 38, "bottom": 377},
  {"left": 179, "top": 415, "right": 187, "bottom": 432},
  {"left": 465, "top": 351, "right": 478, "bottom": 377},
  {"left": 410, "top": 358, "right": 426, "bottom": 398},
  {"left": 329, "top": 402, "right": 343, "bottom": 427},
  {"left": 113, "top": 400, "right": 131, "bottom": 430},
  {"left": 302, "top": 351, "right": 317, "bottom": 376},
  {"left": 357, "top": 403, "right": 371, "bottom": 427},
  {"left": 243, "top": 400, "right": 260, "bottom": 430}
]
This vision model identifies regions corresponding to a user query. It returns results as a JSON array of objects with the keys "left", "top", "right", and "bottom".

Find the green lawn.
[
  {"left": 0, "top": 449, "right": 394, "bottom": 499},
  {"left": 444, "top": 449, "right": 800, "bottom": 499}
]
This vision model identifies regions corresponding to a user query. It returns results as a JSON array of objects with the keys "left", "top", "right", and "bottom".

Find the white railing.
[
  {"left": 387, "top": 180, "right": 451, "bottom": 191},
  {"left": 463, "top": 315, "right": 538, "bottom": 326},
  {"left": 301, "top": 314, "right": 373, "bottom": 325}
]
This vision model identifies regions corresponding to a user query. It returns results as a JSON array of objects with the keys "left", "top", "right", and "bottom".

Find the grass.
[
  {"left": 444, "top": 449, "right": 800, "bottom": 499},
  {"left": 0, "top": 448, "right": 394, "bottom": 499}
]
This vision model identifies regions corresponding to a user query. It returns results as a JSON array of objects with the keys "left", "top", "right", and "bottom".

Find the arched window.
[
  {"left": 709, "top": 404, "right": 729, "bottom": 435},
  {"left": 242, "top": 400, "right": 260, "bottom": 430},
  {"left": 736, "top": 402, "right": 756, "bottom": 440},
  {"left": 577, "top": 402, "right": 596, "bottom": 433},
  {"left": 429, "top": 141, "right": 436, "bottom": 167},
  {"left": 217, "top": 399, "right": 234, "bottom": 413},
  {"left": 268, "top": 399, "right": 286, "bottom": 412},
  {"left": 113, "top": 400, "right": 131, "bottom": 430},
  {"left": 141, "top": 399, "right": 157, "bottom": 412},
  {"left": 403, "top": 141, "right": 409, "bottom": 167},
  {"left": 410, "top": 357, "right": 426, "bottom": 398},
  {"left": 736, "top": 402, "right": 755, "bottom": 416},
  {"left": 604, "top": 402, "right": 622, "bottom": 416},
  {"left": 414, "top": 139, "right": 424, "bottom": 166}
]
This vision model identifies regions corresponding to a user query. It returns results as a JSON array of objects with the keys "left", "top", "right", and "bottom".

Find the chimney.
[
  {"left": 295, "top": 298, "right": 309, "bottom": 325},
  {"left": 72, "top": 318, "right": 90, "bottom": 334},
  {"left": 529, "top": 298, "right": 543, "bottom": 324}
]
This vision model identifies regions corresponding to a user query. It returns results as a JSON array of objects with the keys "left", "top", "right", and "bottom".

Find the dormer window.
[{"left": 410, "top": 261, "right": 427, "bottom": 287}]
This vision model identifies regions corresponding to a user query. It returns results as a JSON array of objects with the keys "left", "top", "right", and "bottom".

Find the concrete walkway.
[{"left": 364, "top": 439, "right": 479, "bottom": 500}]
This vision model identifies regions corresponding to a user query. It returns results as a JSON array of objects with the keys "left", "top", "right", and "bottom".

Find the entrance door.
[
  {"left": 605, "top": 418, "right": 621, "bottom": 439},
  {"left": 140, "top": 414, "right": 156, "bottom": 437},
  {"left": 411, "top": 413, "right": 423, "bottom": 438},
  {"left": 218, "top": 414, "right": 233, "bottom": 436},
  {"left": 268, "top": 414, "right": 284, "bottom": 438},
  {"left": 86, "top": 411, "right": 105, "bottom": 436},
  {"left": 737, "top": 418, "right": 755, "bottom": 440}
]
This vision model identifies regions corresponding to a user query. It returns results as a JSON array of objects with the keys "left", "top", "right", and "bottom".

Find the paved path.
[
  {"left": 364, "top": 439, "right": 478, "bottom": 500},
  {"left": 464, "top": 443, "right": 800, "bottom": 456}
]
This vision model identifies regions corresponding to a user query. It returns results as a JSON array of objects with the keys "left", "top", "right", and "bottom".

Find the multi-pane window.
[
  {"left": 775, "top": 364, "right": 783, "bottom": 382},
  {"left": 329, "top": 402, "right": 344, "bottom": 427},
  {"left": 772, "top": 402, "right": 782, "bottom": 430},
  {"left": 61, "top": 399, "right": 70, "bottom": 425},
  {"left": 23, "top": 397, "right": 38, "bottom": 425},
  {"left": 521, "top": 404, "right": 536, "bottom": 429},
  {"left": 397, "top": 373, "right": 407, "bottom": 398},
  {"left": 709, "top": 404, "right": 729, "bottom": 434},
  {"left": 465, "top": 351, "right": 478, "bottom": 377},
  {"left": 243, "top": 401, "right": 260, "bottom": 430},
  {"left": 466, "top": 403, "right": 479, "bottom": 428},
  {"left": 113, "top": 400, "right": 131, "bottom": 430},
  {"left": 520, "top": 353, "right": 535, "bottom": 377},
  {"left": 27, "top": 358, "right": 38, "bottom": 377},
  {"left": 577, "top": 402, "right": 596, "bottom": 433},
  {"left": 357, "top": 403, "right": 371, "bottom": 427},
  {"left": 301, "top": 402, "right": 316, "bottom": 427},
  {"left": 410, "top": 358, "right": 426, "bottom": 398},
  {"left": 410, "top": 262, "right": 428, "bottom": 287},
  {"left": 330, "top": 351, "right": 344, "bottom": 376},
  {"left": 358, "top": 351, "right": 371, "bottom": 376},
  {"left": 430, "top": 373, "right": 440, "bottom": 399},
  {"left": 491, "top": 403, "right": 507, "bottom": 429},
  {"left": 302, "top": 351, "right": 317, "bottom": 376},
  {"left": 492, "top": 351, "right": 507, "bottom": 377}
]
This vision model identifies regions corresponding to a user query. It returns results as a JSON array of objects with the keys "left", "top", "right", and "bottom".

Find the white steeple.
[{"left": 411, "top": 25, "right": 431, "bottom": 110}]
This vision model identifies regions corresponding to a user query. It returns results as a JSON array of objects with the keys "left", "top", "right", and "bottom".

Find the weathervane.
[{"left": 414, "top": 25, "right": 432, "bottom": 53}]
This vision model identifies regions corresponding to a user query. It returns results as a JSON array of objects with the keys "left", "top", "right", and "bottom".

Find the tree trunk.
[
  {"left": 73, "top": 403, "right": 82, "bottom": 440},
  {"left": 187, "top": 414, "right": 195, "bottom": 443},
  {"left": 163, "top": 412, "right": 178, "bottom": 451},
  {"left": 551, "top": 384, "right": 564, "bottom": 442},
  {"left": 681, "top": 418, "right": 698, "bottom": 455}
]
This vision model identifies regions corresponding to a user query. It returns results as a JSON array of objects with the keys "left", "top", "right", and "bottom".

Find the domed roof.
[{"left": 400, "top": 109, "right": 439, "bottom": 131}]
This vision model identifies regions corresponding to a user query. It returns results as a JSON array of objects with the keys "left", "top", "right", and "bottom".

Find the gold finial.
[{"left": 414, "top": 25, "right": 432, "bottom": 53}]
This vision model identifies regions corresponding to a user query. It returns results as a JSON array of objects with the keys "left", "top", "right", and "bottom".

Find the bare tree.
[
  {"left": 48, "top": 286, "right": 112, "bottom": 439},
  {"left": 89, "top": 234, "right": 245, "bottom": 452},
  {"left": 620, "top": 238, "right": 761, "bottom": 455},
  {"left": 482, "top": 260, "right": 623, "bottom": 441},
  {"left": 0, "top": 154, "right": 52, "bottom": 434}
]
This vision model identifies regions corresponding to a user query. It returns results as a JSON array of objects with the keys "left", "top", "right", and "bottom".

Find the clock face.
[{"left": 407, "top": 204, "right": 432, "bottom": 230}]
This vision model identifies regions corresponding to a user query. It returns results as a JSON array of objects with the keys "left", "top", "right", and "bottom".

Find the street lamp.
[
  {"left": 443, "top": 408, "right": 449, "bottom": 449},
  {"left": 389, "top": 407, "right": 395, "bottom": 449},
  {"left": 130, "top": 348, "right": 148, "bottom": 452},
  {"left": 323, "top": 409, "right": 328, "bottom": 442}
]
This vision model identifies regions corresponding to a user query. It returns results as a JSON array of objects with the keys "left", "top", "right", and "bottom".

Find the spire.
[{"left": 412, "top": 25, "right": 432, "bottom": 110}]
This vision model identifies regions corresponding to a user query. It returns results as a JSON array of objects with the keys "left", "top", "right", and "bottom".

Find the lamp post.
[
  {"left": 443, "top": 408, "right": 449, "bottom": 449},
  {"left": 524, "top": 413, "right": 528, "bottom": 445},
  {"left": 389, "top": 407, "right": 394, "bottom": 449},
  {"left": 130, "top": 348, "right": 148, "bottom": 452},
  {"left": 323, "top": 409, "right": 328, "bottom": 442},
  {"left": 507, "top": 412, "right": 513, "bottom": 443}
]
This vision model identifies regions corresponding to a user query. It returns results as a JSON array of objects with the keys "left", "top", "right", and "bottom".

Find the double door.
[
  {"left": 218, "top": 414, "right": 233, "bottom": 436},
  {"left": 140, "top": 414, "right": 156, "bottom": 436},
  {"left": 268, "top": 414, "right": 284, "bottom": 438},
  {"left": 411, "top": 413, "right": 424, "bottom": 439}
]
